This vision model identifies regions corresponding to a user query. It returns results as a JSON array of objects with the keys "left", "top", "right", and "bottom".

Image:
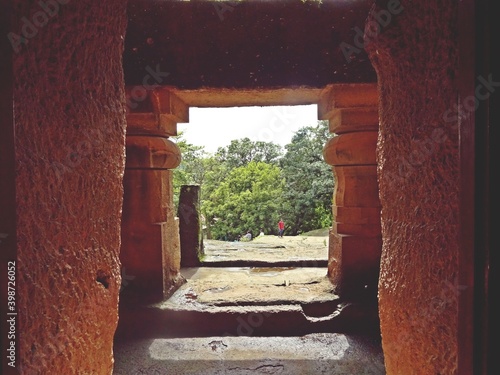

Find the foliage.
[
  {"left": 214, "top": 138, "right": 283, "bottom": 169},
  {"left": 203, "top": 161, "right": 284, "bottom": 240},
  {"left": 172, "top": 121, "right": 334, "bottom": 239},
  {"left": 172, "top": 134, "right": 207, "bottom": 207},
  {"left": 279, "top": 120, "right": 333, "bottom": 235}
]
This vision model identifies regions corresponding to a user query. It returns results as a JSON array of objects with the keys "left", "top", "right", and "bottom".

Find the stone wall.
[
  {"left": 13, "top": 1, "right": 127, "bottom": 373},
  {"left": 365, "top": 1, "right": 460, "bottom": 374}
]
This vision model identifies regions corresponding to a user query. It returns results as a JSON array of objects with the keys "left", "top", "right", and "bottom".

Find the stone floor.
[
  {"left": 202, "top": 235, "right": 328, "bottom": 266},
  {"left": 113, "top": 334, "right": 385, "bottom": 374},
  {"left": 114, "top": 235, "right": 384, "bottom": 374},
  {"left": 165, "top": 267, "right": 336, "bottom": 308}
]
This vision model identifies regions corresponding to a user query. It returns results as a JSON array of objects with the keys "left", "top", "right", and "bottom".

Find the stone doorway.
[
  {"left": 114, "top": 86, "right": 385, "bottom": 373},
  {"left": 119, "top": 85, "right": 381, "bottom": 299}
]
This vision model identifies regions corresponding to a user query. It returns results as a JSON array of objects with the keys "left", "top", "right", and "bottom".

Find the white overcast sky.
[{"left": 176, "top": 105, "right": 318, "bottom": 153}]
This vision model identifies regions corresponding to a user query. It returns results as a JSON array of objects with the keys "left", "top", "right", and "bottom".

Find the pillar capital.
[
  {"left": 329, "top": 107, "right": 379, "bottom": 134},
  {"left": 323, "top": 131, "right": 378, "bottom": 166},
  {"left": 150, "top": 88, "right": 189, "bottom": 123},
  {"left": 125, "top": 136, "right": 181, "bottom": 170},
  {"left": 125, "top": 87, "right": 189, "bottom": 137},
  {"left": 318, "top": 83, "right": 378, "bottom": 120},
  {"left": 126, "top": 113, "right": 178, "bottom": 137}
]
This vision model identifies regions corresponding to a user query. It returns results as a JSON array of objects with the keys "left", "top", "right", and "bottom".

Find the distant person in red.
[{"left": 278, "top": 219, "right": 285, "bottom": 238}]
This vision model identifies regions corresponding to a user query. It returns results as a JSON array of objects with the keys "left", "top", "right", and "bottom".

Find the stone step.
[
  {"left": 113, "top": 334, "right": 385, "bottom": 375},
  {"left": 113, "top": 333, "right": 385, "bottom": 375},
  {"left": 116, "top": 267, "right": 379, "bottom": 339}
]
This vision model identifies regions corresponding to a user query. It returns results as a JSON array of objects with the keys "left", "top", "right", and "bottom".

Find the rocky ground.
[{"left": 203, "top": 234, "right": 328, "bottom": 264}]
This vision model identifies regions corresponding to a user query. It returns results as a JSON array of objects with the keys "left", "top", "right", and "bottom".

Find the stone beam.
[{"left": 169, "top": 87, "right": 323, "bottom": 108}]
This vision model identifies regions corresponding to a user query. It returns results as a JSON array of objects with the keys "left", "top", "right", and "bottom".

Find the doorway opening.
[
  {"left": 115, "top": 86, "right": 384, "bottom": 374},
  {"left": 174, "top": 104, "right": 330, "bottom": 268}
]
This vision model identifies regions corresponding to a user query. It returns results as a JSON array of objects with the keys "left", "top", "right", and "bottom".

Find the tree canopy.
[
  {"left": 279, "top": 120, "right": 333, "bottom": 234},
  {"left": 214, "top": 138, "right": 283, "bottom": 169},
  {"left": 203, "top": 161, "right": 284, "bottom": 240},
  {"left": 173, "top": 121, "right": 334, "bottom": 240}
]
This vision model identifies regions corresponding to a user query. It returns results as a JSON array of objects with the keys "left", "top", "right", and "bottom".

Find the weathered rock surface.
[
  {"left": 13, "top": 1, "right": 127, "bottom": 373},
  {"left": 114, "top": 334, "right": 385, "bottom": 375},
  {"left": 115, "top": 266, "right": 379, "bottom": 339},
  {"left": 203, "top": 236, "right": 328, "bottom": 266},
  {"left": 365, "top": 1, "right": 460, "bottom": 374}
]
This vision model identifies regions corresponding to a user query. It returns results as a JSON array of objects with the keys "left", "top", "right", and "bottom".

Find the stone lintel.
[
  {"left": 323, "top": 131, "right": 378, "bottom": 166},
  {"left": 329, "top": 107, "right": 379, "bottom": 134},
  {"left": 318, "top": 84, "right": 378, "bottom": 120}
]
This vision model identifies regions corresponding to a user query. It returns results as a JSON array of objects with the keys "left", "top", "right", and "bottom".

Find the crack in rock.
[{"left": 227, "top": 364, "right": 285, "bottom": 374}]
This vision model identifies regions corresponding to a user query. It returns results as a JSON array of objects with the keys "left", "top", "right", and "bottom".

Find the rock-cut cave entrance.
[{"left": 114, "top": 85, "right": 385, "bottom": 374}]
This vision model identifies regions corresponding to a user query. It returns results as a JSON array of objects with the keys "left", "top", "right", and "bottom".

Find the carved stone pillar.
[
  {"left": 320, "top": 84, "right": 381, "bottom": 300},
  {"left": 121, "top": 89, "right": 188, "bottom": 301}
]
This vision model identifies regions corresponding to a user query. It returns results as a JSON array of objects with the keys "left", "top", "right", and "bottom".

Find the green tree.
[
  {"left": 172, "top": 133, "right": 209, "bottom": 208},
  {"left": 280, "top": 120, "right": 334, "bottom": 234},
  {"left": 215, "top": 138, "right": 283, "bottom": 169},
  {"left": 204, "top": 161, "right": 285, "bottom": 240}
]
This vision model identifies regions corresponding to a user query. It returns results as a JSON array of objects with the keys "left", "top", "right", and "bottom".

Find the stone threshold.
[
  {"left": 115, "top": 267, "right": 379, "bottom": 340},
  {"left": 113, "top": 334, "right": 385, "bottom": 375}
]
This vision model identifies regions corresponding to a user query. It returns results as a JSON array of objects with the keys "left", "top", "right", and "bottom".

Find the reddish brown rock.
[
  {"left": 126, "top": 113, "right": 178, "bottom": 137},
  {"left": 328, "top": 231, "right": 382, "bottom": 298},
  {"left": 333, "top": 166, "right": 380, "bottom": 208},
  {"left": 333, "top": 222, "right": 381, "bottom": 237},
  {"left": 121, "top": 168, "right": 183, "bottom": 301},
  {"left": 4, "top": 0, "right": 472, "bottom": 374},
  {"left": 320, "top": 86, "right": 382, "bottom": 301},
  {"left": 12, "top": 1, "right": 127, "bottom": 373},
  {"left": 318, "top": 84, "right": 378, "bottom": 119},
  {"left": 151, "top": 89, "right": 190, "bottom": 123},
  {"left": 323, "top": 131, "right": 378, "bottom": 166},
  {"left": 333, "top": 206, "right": 381, "bottom": 225},
  {"left": 125, "top": 135, "right": 181, "bottom": 170},
  {"left": 329, "top": 107, "right": 379, "bottom": 134},
  {"left": 365, "top": 1, "right": 460, "bottom": 374}
]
